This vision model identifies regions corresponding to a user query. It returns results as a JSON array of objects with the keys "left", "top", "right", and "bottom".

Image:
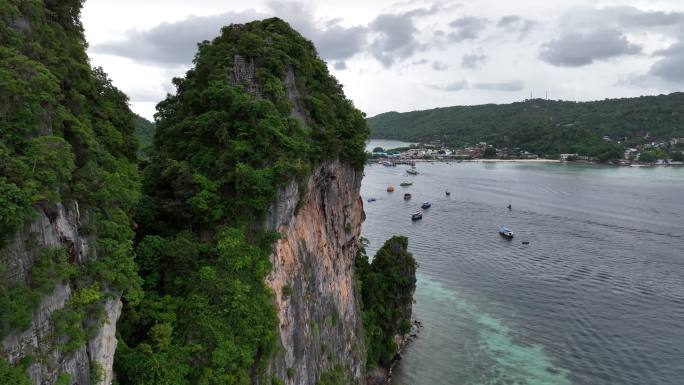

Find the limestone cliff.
[
  {"left": 1, "top": 204, "right": 120, "bottom": 385},
  {"left": 1, "top": 2, "right": 140, "bottom": 384},
  {"left": 265, "top": 160, "right": 366, "bottom": 384}
]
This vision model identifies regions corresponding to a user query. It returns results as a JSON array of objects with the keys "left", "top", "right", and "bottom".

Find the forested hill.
[
  {"left": 115, "top": 17, "right": 369, "bottom": 385},
  {"left": 133, "top": 114, "right": 155, "bottom": 151},
  {"left": 368, "top": 93, "right": 684, "bottom": 157}
]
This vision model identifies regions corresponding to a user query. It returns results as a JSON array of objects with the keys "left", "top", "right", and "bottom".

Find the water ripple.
[{"left": 361, "top": 161, "right": 684, "bottom": 385}]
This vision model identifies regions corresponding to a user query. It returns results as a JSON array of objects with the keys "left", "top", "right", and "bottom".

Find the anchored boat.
[
  {"left": 404, "top": 193, "right": 412, "bottom": 200},
  {"left": 421, "top": 201, "right": 432, "bottom": 209},
  {"left": 498, "top": 226, "right": 514, "bottom": 238},
  {"left": 407, "top": 168, "right": 418, "bottom": 175},
  {"left": 411, "top": 211, "right": 423, "bottom": 221},
  {"left": 387, "top": 186, "right": 395, "bottom": 192},
  {"left": 400, "top": 181, "right": 413, "bottom": 186},
  {"left": 367, "top": 198, "right": 376, "bottom": 202}
]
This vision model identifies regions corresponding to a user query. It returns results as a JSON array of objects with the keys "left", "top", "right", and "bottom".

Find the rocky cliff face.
[
  {"left": 265, "top": 160, "right": 366, "bottom": 384},
  {"left": 1, "top": 204, "right": 120, "bottom": 385}
]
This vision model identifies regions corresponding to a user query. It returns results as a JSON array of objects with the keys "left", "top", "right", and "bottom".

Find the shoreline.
[
  {"left": 459, "top": 159, "right": 560, "bottom": 163},
  {"left": 369, "top": 158, "right": 560, "bottom": 164},
  {"left": 369, "top": 158, "right": 683, "bottom": 166}
]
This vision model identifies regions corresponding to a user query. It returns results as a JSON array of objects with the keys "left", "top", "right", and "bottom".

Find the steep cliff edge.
[
  {"left": 1, "top": 204, "right": 120, "bottom": 385},
  {"left": 266, "top": 160, "right": 366, "bottom": 384},
  {"left": 2, "top": 7, "right": 414, "bottom": 383},
  {"left": 115, "top": 18, "right": 369, "bottom": 385},
  {"left": 1, "top": 2, "right": 140, "bottom": 384}
]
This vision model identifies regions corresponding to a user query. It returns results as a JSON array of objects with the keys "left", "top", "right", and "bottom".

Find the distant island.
[{"left": 368, "top": 93, "right": 684, "bottom": 163}]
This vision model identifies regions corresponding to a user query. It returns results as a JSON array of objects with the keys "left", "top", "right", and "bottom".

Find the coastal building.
[
  {"left": 560, "top": 153, "right": 578, "bottom": 161},
  {"left": 624, "top": 148, "right": 639, "bottom": 160}
]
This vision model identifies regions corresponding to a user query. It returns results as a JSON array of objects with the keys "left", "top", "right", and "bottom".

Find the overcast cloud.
[
  {"left": 82, "top": 0, "right": 684, "bottom": 120},
  {"left": 539, "top": 29, "right": 642, "bottom": 67}
]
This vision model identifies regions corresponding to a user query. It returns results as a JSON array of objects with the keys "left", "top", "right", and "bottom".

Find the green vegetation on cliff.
[
  {"left": 356, "top": 236, "right": 417, "bottom": 368},
  {"left": 368, "top": 93, "right": 684, "bottom": 159},
  {"left": 115, "top": 18, "right": 369, "bottom": 385},
  {"left": 134, "top": 114, "right": 155, "bottom": 154},
  {"left": 0, "top": 0, "right": 141, "bottom": 361}
]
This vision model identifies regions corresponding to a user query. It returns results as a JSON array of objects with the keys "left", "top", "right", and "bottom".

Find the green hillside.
[
  {"left": 133, "top": 114, "right": 155, "bottom": 152},
  {"left": 368, "top": 93, "right": 684, "bottom": 158}
]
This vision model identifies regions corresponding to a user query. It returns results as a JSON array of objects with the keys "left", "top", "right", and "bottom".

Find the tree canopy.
[
  {"left": 116, "top": 18, "right": 369, "bottom": 385},
  {"left": 1, "top": 0, "right": 141, "bottom": 377},
  {"left": 368, "top": 93, "right": 684, "bottom": 159}
]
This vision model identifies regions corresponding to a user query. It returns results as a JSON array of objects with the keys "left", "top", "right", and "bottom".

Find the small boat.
[
  {"left": 404, "top": 193, "right": 412, "bottom": 200},
  {"left": 411, "top": 211, "right": 423, "bottom": 221},
  {"left": 367, "top": 198, "right": 376, "bottom": 202},
  {"left": 498, "top": 226, "right": 514, "bottom": 238},
  {"left": 387, "top": 186, "right": 395, "bottom": 192},
  {"left": 407, "top": 168, "right": 418, "bottom": 175},
  {"left": 421, "top": 201, "right": 432, "bottom": 209},
  {"left": 400, "top": 181, "right": 413, "bottom": 186},
  {"left": 445, "top": 190, "right": 451, "bottom": 196},
  {"left": 522, "top": 241, "right": 530, "bottom": 245}
]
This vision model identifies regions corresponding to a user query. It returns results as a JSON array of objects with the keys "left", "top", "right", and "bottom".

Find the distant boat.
[
  {"left": 367, "top": 198, "right": 376, "bottom": 202},
  {"left": 411, "top": 211, "right": 423, "bottom": 221},
  {"left": 404, "top": 193, "right": 412, "bottom": 200},
  {"left": 400, "top": 181, "right": 413, "bottom": 186},
  {"left": 387, "top": 186, "right": 395, "bottom": 192},
  {"left": 498, "top": 226, "right": 514, "bottom": 238},
  {"left": 445, "top": 190, "right": 451, "bottom": 196},
  {"left": 407, "top": 168, "right": 418, "bottom": 175},
  {"left": 421, "top": 201, "right": 432, "bottom": 209}
]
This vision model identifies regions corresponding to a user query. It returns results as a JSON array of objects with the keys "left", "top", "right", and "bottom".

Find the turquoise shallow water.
[{"left": 360, "top": 157, "right": 684, "bottom": 385}]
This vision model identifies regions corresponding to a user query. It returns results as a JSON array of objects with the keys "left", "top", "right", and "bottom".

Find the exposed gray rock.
[
  {"left": 228, "top": 54, "right": 261, "bottom": 97},
  {"left": 87, "top": 296, "right": 122, "bottom": 385},
  {"left": 283, "top": 65, "right": 312, "bottom": 126},
  {"left": 1, "top": 203, "right": 120, "bottom": 385},
  {"left": 265, "top": 160, "right": 366, "bottom": 384}
]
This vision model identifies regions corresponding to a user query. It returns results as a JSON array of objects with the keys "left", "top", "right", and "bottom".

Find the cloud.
[
  {"left": 92, "top": 10, "right": 267, "bottom": 65},
  {"left": 358, "top": 2, "right": 455, "bottom": 68},
  {"left": 428, "top": 80, "right": 469, "bottom": 91},
  {"left": 267, "top": 1, "right": 367, "bottom": 61},
  {"left": 539, "top": 29, "right": 642, "bottom": 67},
  {"left": 497, "top": 15, "right": 536, "bottom": 37},
  {"left": 431, "top": 61, "right": 448, "bottom": 70},
  {"left": 411, "top": 58, "right": 429, "bottom": 65},
  {"left": 428, "top": 79, "right": 523, "bottom": 92},
  {"left": 473, "top": 80, "right": 524, "bottom": 91},
  {"left": 649, "top": 42, "right": 684, "bottom": 83},
  {"left": 447, "top": 16, "right": 488, "bottom": 42},
  {"left": 92, "top": 3, "right": 368, "bottom": 66},
  {"left": 314, "top": 24, "right": 368, "bottom": 60},
  {"left": 334, "top": 61, "right": 348, "bottom": 70},
  {"left": 369, "top": 13, "right": 422, "bottom": 67},
  {"left": 461, "top": 53, "right": 487, "bottom": 69},
  {"left": 597, "top": 6, "right": 684, "bottom": 28}
]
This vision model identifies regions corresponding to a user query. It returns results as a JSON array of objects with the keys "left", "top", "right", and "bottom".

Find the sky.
[{"left": 82, "top": 0, "right": 684, "bottom": 120}]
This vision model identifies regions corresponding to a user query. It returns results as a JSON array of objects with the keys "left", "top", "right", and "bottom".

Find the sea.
[{"left": 361, "top": 141, "right": 684, "bottom": 385}]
